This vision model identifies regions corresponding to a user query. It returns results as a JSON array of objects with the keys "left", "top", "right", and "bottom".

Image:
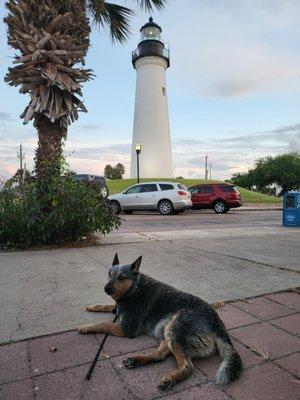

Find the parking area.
[{"left": 116, "top": 209, "right": 282, "bottom": 233}]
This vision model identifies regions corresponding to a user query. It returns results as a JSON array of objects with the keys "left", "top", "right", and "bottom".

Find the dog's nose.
[{"left": 105, "top": 284, "right": 113, "bottom": 295}]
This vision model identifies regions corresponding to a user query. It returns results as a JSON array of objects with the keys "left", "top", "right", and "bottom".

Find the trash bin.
[{"left": 283, "top": 192, "right": 300, "bottom": 227}]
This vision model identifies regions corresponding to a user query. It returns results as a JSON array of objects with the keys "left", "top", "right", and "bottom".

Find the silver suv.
[{"left": 108, "top": 182, "right": 192, "bottom": 215}]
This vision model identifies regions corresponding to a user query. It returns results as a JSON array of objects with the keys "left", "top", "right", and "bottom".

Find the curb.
[{"left": 232, "top": 207, "right": 282, "bottom": 212}]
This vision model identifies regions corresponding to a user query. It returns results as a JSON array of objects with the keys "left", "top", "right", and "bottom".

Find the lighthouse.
[{"left": 130, "top": 17, "right": 173, "bottom": 178}]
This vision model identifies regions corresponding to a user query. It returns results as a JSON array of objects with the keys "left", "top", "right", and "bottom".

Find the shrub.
[{"left": 0, "top": 175, "right": 120, "bottom": 249}]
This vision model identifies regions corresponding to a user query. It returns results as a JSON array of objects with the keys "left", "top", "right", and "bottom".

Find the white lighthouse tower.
[{"left": 130, "top": 17, "right": 173, "bottom": 178}]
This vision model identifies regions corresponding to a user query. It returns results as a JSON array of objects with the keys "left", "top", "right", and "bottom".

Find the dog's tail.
[{"left": 215, "top": 335, "right": 242, "bottom": 385}]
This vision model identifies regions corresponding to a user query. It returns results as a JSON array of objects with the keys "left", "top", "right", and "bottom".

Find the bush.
[{"left": 0, "top": 175, "right": 120, "bottom": 248}]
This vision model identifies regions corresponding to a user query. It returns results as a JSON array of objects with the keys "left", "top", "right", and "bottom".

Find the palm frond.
[
  {"left": 87, "top": 1, "right": 134, "bottom": 43},
  {"left": 134, "top": 0, "right": 168, "bottom": 12},
  {"left": 5, "top": 0, "right": 92, "bottom": 128}
]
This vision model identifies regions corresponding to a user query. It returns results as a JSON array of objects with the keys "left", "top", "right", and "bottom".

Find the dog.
[{"left": 79, "top": 254, "right": 242, "bottom": 390}]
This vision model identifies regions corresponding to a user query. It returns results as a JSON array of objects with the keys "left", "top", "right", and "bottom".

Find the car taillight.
[{"left": 178, "top": 191, "right": 187, "bottom": 196}]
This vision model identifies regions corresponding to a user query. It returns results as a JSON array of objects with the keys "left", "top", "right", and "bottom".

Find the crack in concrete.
[
  {"left": 10, "top": 306, "right": 28, "bottom": 342},
  {"left": 78, "top": 249, "right": 109, "bottom": 267},
  {"left": 185, "top": 243, "right": 300, "bottom": 275},
  {"left": 9, "top": 279, "right": 59, "bottom": 342}
]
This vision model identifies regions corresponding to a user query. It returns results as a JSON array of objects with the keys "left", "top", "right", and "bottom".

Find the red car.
[{"left": 188, "top": 183, "right": 242, "bottom": 213}]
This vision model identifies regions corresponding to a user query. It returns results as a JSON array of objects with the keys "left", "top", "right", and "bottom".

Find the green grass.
[{"left": 107, "top": 178, "right": 282, "bottom": 204}]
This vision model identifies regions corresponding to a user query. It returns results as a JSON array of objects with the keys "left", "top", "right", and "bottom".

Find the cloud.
[
  {"left": 0, "top": 112, "right": 13, "bottom": 122},
  {"left": 171, "top": 123, "right": 300, "bottom": 179},
  {"left": 218, "top": 124, "right": 300, "bottom": 154},
  {"left": 67, "top": 143, "right": 131, "bottom": 160},
  {"left": 170, "top": 0, "right": 300, "bottom": 97},
  {"left": 195, "top": 41, "right": 299, "bottom": 98},
  {"left": 63, "top": 121, "right": 293, "bottom": 181},
  {"left": 265, "top": 123, "right": 300, "bottom": 135},
  {"left": 0, "top": 123, "right": 299, "bottom": 181},
  {"left": 77, "top": 123, "right": 105, "bottom": 131}
]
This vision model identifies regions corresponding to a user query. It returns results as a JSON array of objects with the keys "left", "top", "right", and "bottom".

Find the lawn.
[{"left": 107, "top": 178, "right": 282, "bottom": 204}]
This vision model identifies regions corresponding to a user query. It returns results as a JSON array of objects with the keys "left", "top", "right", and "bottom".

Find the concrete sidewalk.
[
  {"left": 96, "top": 225, "right": 286, "bottom": 245},
  {"left": 1, "top": 218, "right": 299, "bottom": 344},
  {"left": 1, "top": 291, "right": 299, "bottom": 400}
]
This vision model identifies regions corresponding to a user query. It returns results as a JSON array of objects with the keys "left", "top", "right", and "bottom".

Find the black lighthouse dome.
[{"left": 132, "top": 17, "right": 170, "bottom": 68}]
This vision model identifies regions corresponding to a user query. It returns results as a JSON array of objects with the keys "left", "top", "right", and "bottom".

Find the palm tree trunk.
[{"left": 34, "top": 115, "right": 67, "bottom": 181}]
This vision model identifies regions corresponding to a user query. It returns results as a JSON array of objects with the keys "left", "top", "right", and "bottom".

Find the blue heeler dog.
[{"left": 79, "top": 254, "right": 242, "bottom": 390}]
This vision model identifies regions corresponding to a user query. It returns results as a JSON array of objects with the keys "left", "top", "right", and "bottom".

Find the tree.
[
  {"left": 104, "top": 163, "right": 125, "bottom": 179},
  {"left": 4, "top": 169, "right": 33, "bottom": 188},
  {"left": 266, "top": 153, "right": 300, "bottom": 192},
  {"left": 115, "top": 163, "right": 125, "bottom": 178},
  {"left": 4, "top": 0, "right": 167, "bottom": 183},
  {"left": 0, "top": 177, "right": 6, "bottom": 190},
  {"left": 231, "top": 171, "right": 255, "bottom": 190},
  {"left": 104, "top": 164, "right": 114, "bottom": 179},
  {"left": 231, "top": 152, "right": 300, "bottom": 193}
]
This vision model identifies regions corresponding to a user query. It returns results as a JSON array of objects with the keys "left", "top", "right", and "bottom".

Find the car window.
[
  {"left": 198, "top": 186, "right": 213, "bottom": 193},
  {"left": 140, "top": 184, "right": 158, "bottom": 193},
  {"left": 177, "top": 183, "right": 187, "bottom": 190},
  {"left": 126, "top": 185, "right": 142, "bottom": 194},
  {"left": 159, "top": 184, "right": 174, "bottom": 191},
  {"left": 188, "top": 187, "right": 198, "bottom": 195},
  {"left": 74, "top": 174, "right": 88, "bottom": 180},
  {"left": 219, "top": 185, "right": 237, "bottom": 192}
]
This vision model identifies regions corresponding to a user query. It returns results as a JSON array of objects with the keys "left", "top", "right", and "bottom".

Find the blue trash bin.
[{"left": 283, "top": 192, "right": 300, "bottom": 227}]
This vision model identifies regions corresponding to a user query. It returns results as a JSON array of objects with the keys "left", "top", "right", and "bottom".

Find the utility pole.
[
  {"left": 17, "top": 142, "right": 25, "bottom": 192},
  {"left": 205, "top": 155, "right": 208, "bottom": 180}
]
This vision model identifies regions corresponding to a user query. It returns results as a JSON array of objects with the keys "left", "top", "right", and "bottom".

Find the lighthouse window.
[
  {"left": 162, "top": 87, "right": 166, "bottom": 96},
  {"left": 141, "top": 27, "right": 161, "bottom": 41}
]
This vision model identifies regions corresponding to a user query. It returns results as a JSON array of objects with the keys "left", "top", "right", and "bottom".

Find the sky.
[{"left": 0, "top": 0, "right": 299, "bottom": 180}]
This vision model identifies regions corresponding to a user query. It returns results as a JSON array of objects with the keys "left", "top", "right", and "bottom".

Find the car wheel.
[
  {"left": 110, "top": 200, "right": 121, "bottom": 215},
  {"left": 213, "top": 200, "right": 228, "bottom": 214},
  {"left": 158, "top": 200, "right": 174, "bottom": 215},
  {"left": 100, "top": 186, "right": 108, "bottom": 198},
  {"left": 124, "top": 210, "right": 133, "bottom": 215}
]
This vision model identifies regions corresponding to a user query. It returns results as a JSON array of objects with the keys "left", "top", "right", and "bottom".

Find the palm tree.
[{"left": 4, "top": 0, "right": 167, "bottom": 181}]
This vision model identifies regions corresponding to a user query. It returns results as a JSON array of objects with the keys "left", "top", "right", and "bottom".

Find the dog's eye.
[{"left": 118, "top": 275, "right": 126, "bottom": 281}]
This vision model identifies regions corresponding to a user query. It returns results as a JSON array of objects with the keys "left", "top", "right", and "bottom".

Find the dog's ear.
[
  {"left": 131, "top": 256, "right": 142, "bottom": 273},
  {"left": 112, "top": 253, "right": 120, "bottom": 266}
]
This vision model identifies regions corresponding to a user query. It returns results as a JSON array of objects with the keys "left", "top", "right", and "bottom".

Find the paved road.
[
  {"left": 1, "top": 210, "right": 299, "bottom": 344},
  {"left": 117, "top": 209, "right": 281, "bottom": 232}
]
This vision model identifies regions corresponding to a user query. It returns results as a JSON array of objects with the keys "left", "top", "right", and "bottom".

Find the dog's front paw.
[
  {"left": 158, "top": 375, "right": 175, "bottom": 391},
  {"left": 78, "top": 325, "right": 92, "bottom": 334},
  {"left": 86, "top": 305, "right": 97, "bottom": 312},
  {"left": 123, "top": 357, "right": 139, "bottom": 369}
]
